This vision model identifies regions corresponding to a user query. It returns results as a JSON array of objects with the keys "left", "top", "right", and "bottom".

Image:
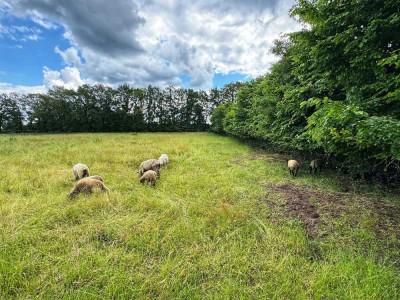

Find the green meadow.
[{"left": 0, "top": 133, "right": 399, "bottom": 299}]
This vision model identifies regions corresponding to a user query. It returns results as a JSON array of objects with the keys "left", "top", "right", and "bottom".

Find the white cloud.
[
  {"left": 2, "top": 0, "right": 302, "bottom": 90},
  {"left": 0, "top": 82, "right": 46, "bottom": 94},
  {"left": 55, "top": 47, "right": 82, "bottom": 67},
  {"left": 0, "top": 22, "right": 42, "bottom": 41},
  {"left": 30, "top": 12, "right": 58, "bottom": 30},
  {"left": 43, "top": 66, "right": 84, "bottom": 90}
]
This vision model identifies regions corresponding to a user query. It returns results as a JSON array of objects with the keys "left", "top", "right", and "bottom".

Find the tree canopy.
[
  {"left": 0, "top": 83, "right": 242, "bottom": 134},
  {"left": 211, "top": 0, "right": 400, "bottom": 181}
]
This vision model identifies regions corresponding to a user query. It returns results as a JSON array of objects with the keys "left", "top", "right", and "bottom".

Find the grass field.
[{"left": 0, "top": 133, "right": 399, "bottom": 299}]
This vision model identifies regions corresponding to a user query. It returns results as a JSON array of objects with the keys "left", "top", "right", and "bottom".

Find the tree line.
[
  {"left": 211, "top": 0, "right": 400, "bottom": 182},
  {"left": 0, "top": 83, "right": 242, "bottom": 133}
]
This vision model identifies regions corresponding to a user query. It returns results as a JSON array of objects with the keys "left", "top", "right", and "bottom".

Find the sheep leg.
[
  {"left": 100, "top": 183, "right": 109, "bottom": 193},
  {"left": 81, "top": 186, "right": 92, "bottom": 195}
]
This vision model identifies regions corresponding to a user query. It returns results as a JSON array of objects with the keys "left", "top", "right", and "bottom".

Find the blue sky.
[
  {"left": 0, "top": 0, "right": 300, "bottom": 93},
  {"left": 0, "top": 15, "right": 68, "bottom": 86}
]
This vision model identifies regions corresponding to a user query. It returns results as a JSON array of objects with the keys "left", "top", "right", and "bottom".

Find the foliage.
[
  {"left": 0, "top": 93, "right": 23, "bottom": 132},
  {"left": 210, "top": 102, "right": 233, "bottom": 133},
  {"left": 0, "top": 83, "right": 240, "bottom": 133},
  {"left": 211, "top": 0, "right": 400, "bottom": 181}
]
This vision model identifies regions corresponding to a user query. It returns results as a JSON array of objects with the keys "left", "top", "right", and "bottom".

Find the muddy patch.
[
  {"left": 265, "top": 183, "right": 348, "bottom": 236},
  {"left": 275, "top": 184, "right": 320, "bottom": 236},
  {"left": 263, "top": 183, "right": 400, "bottom": 240},
  {"left": 261, "top": 182, "right": 400, "bottom": 267}
]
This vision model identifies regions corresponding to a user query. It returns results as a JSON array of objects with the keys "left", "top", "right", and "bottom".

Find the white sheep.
[
  {"left": 138, "top": 159, "right": 161, "bottom": 177},
  {"left": 158, "top": 154, "right": 169, "bottom": 168},
  {"left": 73, "top": 163, "right": 90, "bottom": 180},
  {"left": 287, "top": 159, "right": 300, "bottom": 177}
]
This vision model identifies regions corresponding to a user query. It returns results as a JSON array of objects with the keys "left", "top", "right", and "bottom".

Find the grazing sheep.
[
  {"left": 67, "top": 177, "right": 109, "bottom": 198},
  {"left": 288, "top": 159, "right": 300, "bottom": 177},
  {"left": 139, "top": 170, "right": 158, "bottom": 187},
  {"left": 309, "top": 159, "right": 323, "bottom": 174},
  {"left": 158, "top": 154, "right": 169, "bottom": 168},
  {"left": 87, "top": 175, "right": 103, "bottom": 182},
  {"left": 138, "top": 159, "right": 161, "bottom": 177},
  {"left": 73, "top": 163, "right": 90, "bottom": 180}
]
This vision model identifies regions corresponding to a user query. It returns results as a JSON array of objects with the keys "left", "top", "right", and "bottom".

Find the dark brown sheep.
[{"left": 309, "top": 159, "right": 323, "bottom": 174}]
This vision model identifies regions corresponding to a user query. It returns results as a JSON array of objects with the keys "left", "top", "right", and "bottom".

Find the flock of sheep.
[
  {"left": 287, "top": 159, "right": 323, "bottom": 177},
  {"left": 67, "top": 154, "right": 169, "bottom": 198},
  {"left": 67, "top": 155, "right": 320, "bottom": 198}
]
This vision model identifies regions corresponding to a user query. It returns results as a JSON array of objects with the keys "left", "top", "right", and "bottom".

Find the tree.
[
  {"left": 292, "top": 0, "right": 400, "bottom": 179},
  {"left": 210, "top": 102, "right": 234, "bottom": 134},
  {"left": 131, "top": 106, "right": 145, "bottom": 131},
  {"left": 0, "top": 93, "right": 23, "bottom": 132}
]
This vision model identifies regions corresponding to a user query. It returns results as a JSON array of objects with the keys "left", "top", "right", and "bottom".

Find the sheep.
[
  {"left": 139, "top": 170, "right": 158, "bottom": 187},
  {"left": 309, "top": 159, "right": 323, "bottom": 174},
  {"left": 67, "top": 177, "right": 109, "bottom": 198},
  {"left": 138, "top": 159, "right": 161, "bottom": 177},
  {"left": 288, "top": 159, "right": 300, "bottom": 177},
  {"left": 73, "top": 163, "right": 90, "bottom": 180},
  {"left": 158, "top": 154, "right": 169, "bottom": 168},
  {"left": 86, "top": 175, "right": 103, "bottom": 182}
]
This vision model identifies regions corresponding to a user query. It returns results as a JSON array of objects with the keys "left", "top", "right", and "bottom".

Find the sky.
[{"left": 0, "top": 0, "right": 301, "bottom": 93}]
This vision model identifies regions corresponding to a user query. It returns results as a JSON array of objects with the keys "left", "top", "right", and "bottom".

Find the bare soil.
[{"left": 264, "top": 183, "right": 400, "bottom": 242}]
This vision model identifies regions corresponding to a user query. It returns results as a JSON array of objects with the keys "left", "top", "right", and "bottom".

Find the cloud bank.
[{"left": 1, "top": 0, "right": 301, "bottom": 91}]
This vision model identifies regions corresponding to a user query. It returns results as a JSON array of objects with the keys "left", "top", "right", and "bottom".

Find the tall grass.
[{"left": 0, "top": 133, "right": 398, "bottom": 299}]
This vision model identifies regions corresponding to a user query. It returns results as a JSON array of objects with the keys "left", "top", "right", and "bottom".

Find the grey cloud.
[
  {"left": 200, "top": 0, "right": 281, "bottom": 16},
  {"left": 142, "top": 63, "right": 177, "bottom": 82},
  {"left": 78, "top": 49, "right": 181, "bottom": 88},
  {"left": 187, "top": 69, "right": 212, "bottom": 89},
  {"left": 155, "top": 36, "right": 196, "bottom": 69},
  {"left": 6, "top": 0, "right": 145, "bottom": 56}
]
